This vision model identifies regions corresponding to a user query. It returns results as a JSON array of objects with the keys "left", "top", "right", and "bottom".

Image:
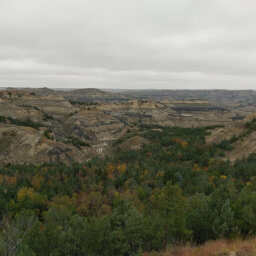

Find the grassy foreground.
[{"left": 145, "top": 238, "right": 256, "bottom": 256}]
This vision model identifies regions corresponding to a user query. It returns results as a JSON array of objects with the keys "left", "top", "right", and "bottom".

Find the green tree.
[
  {"left": 185, "top": 193, "right": 213, "bottom": 243},
  {"left": 212, "top": 200, "right": 239, "bottom": 238},
  {"left": 0, "top": 211, "right": 36, "bottom": 256},
  {"left": 145, "top": 183, "right": 191, "bottom": 250},
  {"left": 110, "top": 198, "right": 143, "bottom": 256}
]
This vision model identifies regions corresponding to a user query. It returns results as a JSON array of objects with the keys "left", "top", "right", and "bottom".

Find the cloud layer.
[{"left": 1, "top": 0, "right": 256, "bottom": 89}]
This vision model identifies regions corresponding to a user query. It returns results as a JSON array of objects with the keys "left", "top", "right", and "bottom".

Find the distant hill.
[
  {"left": 105, "top": 89, "right": 256, "bottom": 109},
  {"left": 18, "top": 87, "right": 131, "bottom": 103},
  {"left": 56, "top": 88, "right": 130, "bottom": 103}
]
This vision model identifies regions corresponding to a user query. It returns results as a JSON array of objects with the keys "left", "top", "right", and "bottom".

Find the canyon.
[{"left": 0, "top": 87, "right": 255, "bottom": 166}]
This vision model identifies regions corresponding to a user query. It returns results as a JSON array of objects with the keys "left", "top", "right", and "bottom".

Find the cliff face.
[
  {"left": 97, "top": 101, "right": 239, "bottom": 128},
  {"left": 64, "top": 110, "right": 126, "bottom": 141},
  {"left": 0, "top": 88, "right": 253, "bottom": 165}
]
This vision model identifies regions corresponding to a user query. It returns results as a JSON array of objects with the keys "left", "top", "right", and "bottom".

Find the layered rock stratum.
[{"left": 0, "top": 87, "right": 255, "bottom": 165}]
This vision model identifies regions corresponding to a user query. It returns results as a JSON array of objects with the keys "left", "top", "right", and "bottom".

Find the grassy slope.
[{"left": 146, "top": 238, "right": 256, "bottom": 256}]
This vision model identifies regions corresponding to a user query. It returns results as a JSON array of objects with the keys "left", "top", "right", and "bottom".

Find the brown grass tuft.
[{"left": 144, "top": 237, "right": 256, "bottom": 256}]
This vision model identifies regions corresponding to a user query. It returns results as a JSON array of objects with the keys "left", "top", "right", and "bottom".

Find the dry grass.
[{"left": 143, "top": 237, "right": 256, "bottom": 256}]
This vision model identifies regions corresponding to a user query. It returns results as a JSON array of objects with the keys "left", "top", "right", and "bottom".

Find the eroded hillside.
[
  {"left": 206, "top": 114, "right": 256, "bottom": 162},
  {"left": 0, "top": 88, "right": 254, "bottom": 165}
]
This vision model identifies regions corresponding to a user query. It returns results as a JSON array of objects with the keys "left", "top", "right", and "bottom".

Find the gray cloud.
[{"left": 1, "top": 0, "right": 256, "bottom": 89}]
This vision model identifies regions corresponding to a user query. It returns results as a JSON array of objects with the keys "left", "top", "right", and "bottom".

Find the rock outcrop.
[{"left": 0, "top": 123, "right": 91, "bottom": 166}]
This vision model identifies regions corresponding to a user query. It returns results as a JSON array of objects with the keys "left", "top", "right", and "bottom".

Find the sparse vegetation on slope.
[
  {"left": 42, "top": 113, "right": 54, "bottom": 121},
  {"left": 206, "top": 115, "right": 256, "bottom": 162},
  {"left": 43, "top": 129, "right": 54, "bottom": 140},
  {"left": 0, "top": 115, "right": 43, "bottom": 130},
  {"left": 69, "top": 100, "right": 101, "bottom": 106},
  {"left": 65, "top": 135, "right": 90, "bottom": 148}
]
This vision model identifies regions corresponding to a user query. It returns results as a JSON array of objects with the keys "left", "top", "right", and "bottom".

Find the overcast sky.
[{"left": 1, "top": 0, "right": 256, "bottom": 89}]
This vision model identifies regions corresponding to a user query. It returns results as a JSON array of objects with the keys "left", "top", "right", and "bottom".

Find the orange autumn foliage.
[
  {"left": 0, "top": 175, "right": 17, "bottom": 186},
  {"left": 117, "top": 164, "right": 126, "bottom": 174},
  {"left": 181, "top": 141, "right": 188, "bottom": 148},
  {"left": 107, "top": 164, "right": 115, "bottom": 180},
  {"left": 31, "top": 174, "right": 44, "bottom": 190}
]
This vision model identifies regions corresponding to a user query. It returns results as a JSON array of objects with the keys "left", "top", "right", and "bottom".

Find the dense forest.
[{"left": 1, "top": 124, "right": 256, "bottom": 255}]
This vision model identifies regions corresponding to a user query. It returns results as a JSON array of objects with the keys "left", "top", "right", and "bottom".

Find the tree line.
[{"left": 0, "top": 125, "right": 256, "bottom": 255}]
